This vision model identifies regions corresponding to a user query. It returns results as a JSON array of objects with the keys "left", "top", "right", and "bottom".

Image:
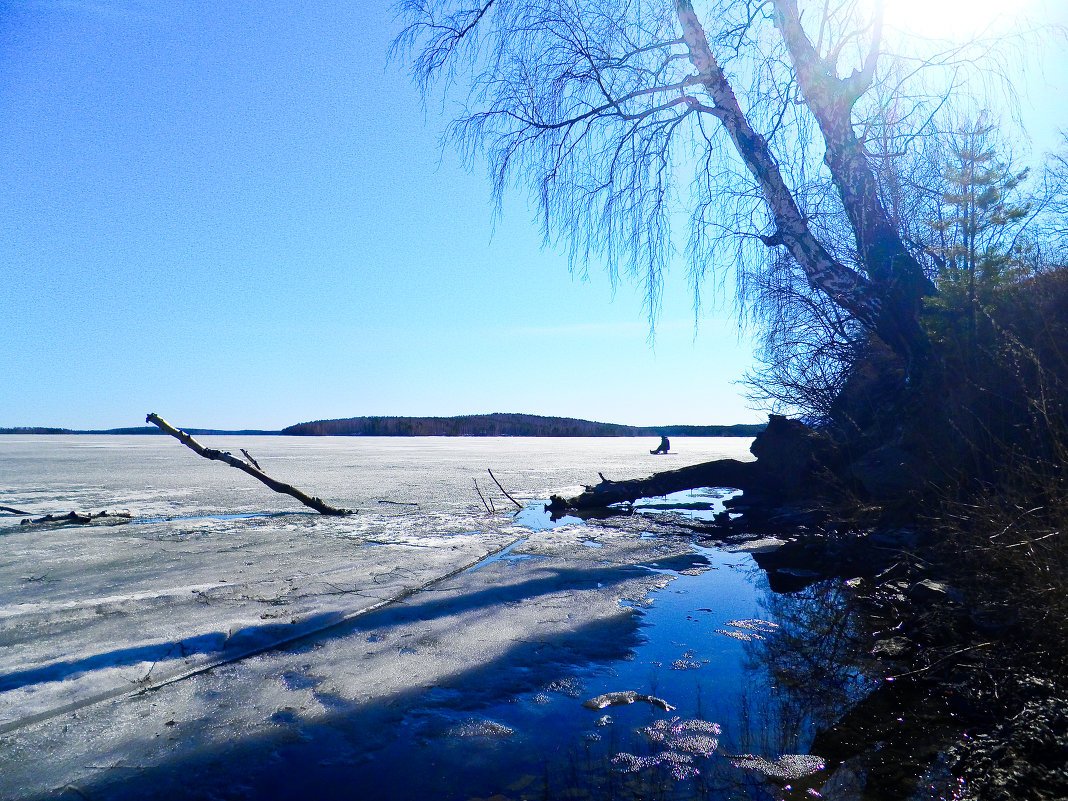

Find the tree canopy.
[{"left": 396, "top": 0, "right": 1057, "bottom": 411}]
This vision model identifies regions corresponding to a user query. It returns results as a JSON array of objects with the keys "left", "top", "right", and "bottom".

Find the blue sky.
[{"left": 1, "top": 1, "right": 1064, "bottom": 431}]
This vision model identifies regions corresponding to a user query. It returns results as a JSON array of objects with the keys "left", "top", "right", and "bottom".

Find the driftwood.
[
  {"left": 20, "top": 510, "right": 132, "bottom": 526},
  {"left": 582, "top": 691, "right": 675, "bottom": 712},
  {"left": 146, "top": 413, "right": 352, "bottom": 516},
  {"left": 1, "top": 505, "right": 31, "bottom": 516}
]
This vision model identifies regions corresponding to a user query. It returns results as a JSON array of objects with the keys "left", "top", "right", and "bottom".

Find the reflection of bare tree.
[
  {"left": 735, "top": 579, "right": 872, "bottom": 756},
  {"left": 579, "top": 579, "right": 873, "bottom": 801},
  {"left": 717, "top": 577, "right": 966, "bottom": 801}
]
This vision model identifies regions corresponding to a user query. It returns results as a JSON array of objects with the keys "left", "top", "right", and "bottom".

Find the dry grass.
[{"left": 918, "top": 269, "right": 1068, "bottom": 668}]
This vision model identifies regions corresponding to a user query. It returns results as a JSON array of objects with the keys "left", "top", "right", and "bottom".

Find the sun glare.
[{"left": 883, "top": 0, "right": 1028, "bottom": 41}]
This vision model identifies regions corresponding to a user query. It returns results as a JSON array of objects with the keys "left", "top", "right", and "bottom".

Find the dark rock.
[
  {"left": 969, "top": 605, "right": 1020, "bottom": 634},
  {"left": 907, "top": 579, "right": 962, "bottom": 604},
  {"left": 868, "top": 528, "right": 921, "bottom": 549},
  {"left": 847, "top": 443, "right": 927, "bottom": 500},
  {"left": 765, "top": 567, "right": 822, "bottom": 594}
]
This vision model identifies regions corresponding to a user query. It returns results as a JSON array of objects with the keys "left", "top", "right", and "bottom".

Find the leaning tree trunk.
[
  {"left": 675, "top": 0, "right": 931, "bottom": 367},
  {"left": 770, "top": 0, "right": 934, "bottom": 366},
  {"left": 549, "top": 458, "right": 759, "bottom": 512}
]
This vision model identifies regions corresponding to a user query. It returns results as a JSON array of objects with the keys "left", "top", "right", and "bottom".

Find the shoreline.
[{"left": 688, "top": 501, "right": 1068, "bottom": 800}]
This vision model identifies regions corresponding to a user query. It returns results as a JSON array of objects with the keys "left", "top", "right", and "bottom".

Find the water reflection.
[
  {"left": 744, "top": 581, "right": 874, "bottom": 749},
  {"left": 504, "top": 560, "right": 879, "bottom": 801},
  {"left": 726, "top": 580, "right": 875, "bottom": 800},
  {"left": 608, "top": 578, "right": 875, "bottom": 801}
]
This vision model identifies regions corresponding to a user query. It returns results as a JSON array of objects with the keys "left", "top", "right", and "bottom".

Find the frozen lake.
[{"left": 0, "top": 436, "right": 871, "bottom": 800}]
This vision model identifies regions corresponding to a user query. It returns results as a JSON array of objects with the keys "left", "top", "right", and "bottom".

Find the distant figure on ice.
[{"left": 651, "top": 435, "right": 670, "bottom": 455}]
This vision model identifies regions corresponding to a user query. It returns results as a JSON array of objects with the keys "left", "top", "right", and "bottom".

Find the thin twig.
[
  {"left": 1005, "top": 530, "right": 1059, "bottom": 548},
  {"left": 473, "top": 478, "right": 492, "bottom": 514},
  {"left": 487, "top": 469, "right": 523, "bottom": 509},
  {"left": 886, "top": 642, "right": 993, "bottom": 680},
  {"left": 989, "top": 505, "right": 1044, "bottom": 539}
]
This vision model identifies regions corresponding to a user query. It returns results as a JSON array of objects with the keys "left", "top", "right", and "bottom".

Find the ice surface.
[
  {"left": 0, "top": 435, "right": 759, "bottom": 798},
  {"left": 0, "top": 435, "right": 847, "bottom": 801}
]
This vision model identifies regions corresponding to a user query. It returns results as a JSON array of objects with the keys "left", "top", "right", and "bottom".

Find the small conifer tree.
[{"left": 926, "top": 118, "right": 1032, "bottom": 309}]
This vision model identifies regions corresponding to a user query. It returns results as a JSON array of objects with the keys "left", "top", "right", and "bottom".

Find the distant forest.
[
  {"left": 0, "top": 427, "right": 75, "bottom": 435},
  {"left": 281, "top": 413, "right": 765, "bottom": 437},
  {"left": 0, "top": 415, "right": 764, "bottom": 438}
]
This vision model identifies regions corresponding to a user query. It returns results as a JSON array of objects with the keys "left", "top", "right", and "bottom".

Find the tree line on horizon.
[
  {"left": 0, "top": 415, "right": 765, "bottom": 438},
  {"left": 280, "top": 413, "right": 765, "bottom": 437}
]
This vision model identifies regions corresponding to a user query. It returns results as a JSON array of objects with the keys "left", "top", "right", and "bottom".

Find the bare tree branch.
[
  {"left": 395, "top": 0, "right": 1055, "bottom": 405},
  {"left": 146, "top": 413, "right": 352, "bottom": 516}
]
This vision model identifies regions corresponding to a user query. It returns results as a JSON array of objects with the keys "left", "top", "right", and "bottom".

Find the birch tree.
[{"left": 396, "top": 0, "right": 1030, "bottom": 382}]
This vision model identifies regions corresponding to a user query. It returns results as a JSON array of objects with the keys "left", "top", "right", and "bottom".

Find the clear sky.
[{"left": 1, "top": 0, "right": 1064, "bottom": 431}]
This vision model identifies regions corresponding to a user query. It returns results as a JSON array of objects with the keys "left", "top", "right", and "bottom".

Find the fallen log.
[
  {"left": 548, "top": 416, "right": 846, "bottom": 513},
  {"left": 18, "top": 510, "right": 132, "bottom": 526},
  {"left": 548, "top": 458, "right": 758, "bottom": 513},
  {"left": 146, "top": 413, "right": 352, "bottom": 516}
]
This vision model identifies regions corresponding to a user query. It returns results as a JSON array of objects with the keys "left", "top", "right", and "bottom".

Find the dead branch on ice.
[
  {"left": 487, "top": 469, "right": 523, "bottom": 510},
  {"left": 473, "top": 478, "right": 493, "bottom": 514},
  {"left": 145, "top": 413, "right": 353, "bottom": 516},
  {"left": 17, "top": 510, "right": 132, "bottom": 526},
  {"left": 1, "top": 504, "right": 31, "bottom": 515}
]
